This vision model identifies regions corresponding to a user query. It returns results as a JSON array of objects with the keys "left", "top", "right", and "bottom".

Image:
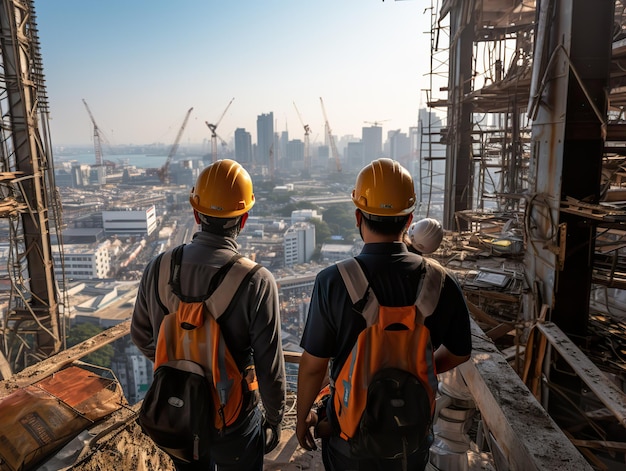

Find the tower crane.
[
  {"left": 364, "top": 119, "right": 390, "bottom": 127},
  {"left": 82, "top": 99, "right": 106, "bottom": 166},
  {"left": 158, "top": 107, "right": 194, "bottom": 184},
  {"left": 206, "top": 97, "right": 234, "bottom": 163},
  {"left": 320, "top": 97, "right": 342, "bottom": 173},
  {"left": 293, "top": 101, "right": 311, "bottom": 174}
]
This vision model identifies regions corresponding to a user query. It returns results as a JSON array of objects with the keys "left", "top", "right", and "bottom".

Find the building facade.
[
  {"left": 284, "top": 222, "right": 315, "bottom": 267},
  {"left": 101, "top": 206, "right": 157, "bottom": 237},
  {"left": 256, "top": 112, "right": 274, "bottom": 167},
  {"left": 52, "top": 243, "right": 111, "bottom": 280},
  {"left": 234, "top": 127, "right": 253, "bottom": 164},
  {"left": 362, "top": 125, "right": 383, "bottom": 164}
]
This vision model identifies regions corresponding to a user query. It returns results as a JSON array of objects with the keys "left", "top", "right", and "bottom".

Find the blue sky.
[{"left": 35, "top": 1, "right": 439, "bottom": 148}]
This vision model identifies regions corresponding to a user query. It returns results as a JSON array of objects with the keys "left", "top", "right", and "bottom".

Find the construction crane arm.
[
  {"left": 82, "top": 99, "right": 105, "bottom": 166},
  {"left": 320, "top": 97, "right": 342, "bottom": 172},
  {"left": 159, "top": 107, "right": 193, "bottom": 183},
  {"left": 207, "top": 98, "right": 235, "bottom": 162},
  {"left": 293, "top": 101, "right": 311, "bottom": 173},
  {"left": 293, "top": 101, "right": 310, "bottom": 134}
]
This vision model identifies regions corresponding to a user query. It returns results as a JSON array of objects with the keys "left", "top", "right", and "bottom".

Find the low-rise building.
[
  {"left": 102, "top": 206, "right": 157, "bottom": 237},
  {"left": 52, "top": 243, "right": 110, "bottom": 280},
  {"left": 284, "top": 222, "right": 315, "bottom": 267}
]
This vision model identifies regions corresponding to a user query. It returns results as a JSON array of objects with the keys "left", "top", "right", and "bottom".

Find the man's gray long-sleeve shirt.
[{"left": 131, "top": 230, "right": 286, "bottom": 427}]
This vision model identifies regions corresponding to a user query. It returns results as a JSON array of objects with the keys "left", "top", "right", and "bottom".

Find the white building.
[
  {"left": 291, "top": 209, "right": 322, "bottom": 225},
  {"left": 102, "top": 206, "right": 157, "bottom": 236},
  {"left": 320, "top": 243, "right": 355, "bottom": 262},
  {"left": 284, "top": 222, "right": 315, "bottom": 267},
  {"left": 52, "top": 243, "right": 110, "bottom": 280}
]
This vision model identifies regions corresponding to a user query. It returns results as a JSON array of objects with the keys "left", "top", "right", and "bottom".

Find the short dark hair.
[
  {"left": 198, "top": 213, "right": 243, "bottom": 238},
  {"left": 360, "top": 210, "right": 410, "bottom": 236}
]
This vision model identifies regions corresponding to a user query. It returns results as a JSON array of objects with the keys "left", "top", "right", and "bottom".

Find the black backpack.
[
  {"left": 139, "top": 360, "right": 212, "bottom": 463},
  {"left": 351, "top": 367, "right": 433, "bottom": 459}
]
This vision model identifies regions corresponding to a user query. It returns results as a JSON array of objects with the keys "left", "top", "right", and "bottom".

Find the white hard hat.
[{"left": 408, "top": 218, "right": 443, "bottom": 254}]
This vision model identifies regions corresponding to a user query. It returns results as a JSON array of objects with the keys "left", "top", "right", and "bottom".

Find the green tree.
[
  {"left": 309, "top": 218, "right": 332, "bottom": 245},
  {"left": 322, "top": 203, "right": 359, "bottom": 240},
  {"left": 67, "top": 322, "right": 114, "bottom": 368}
]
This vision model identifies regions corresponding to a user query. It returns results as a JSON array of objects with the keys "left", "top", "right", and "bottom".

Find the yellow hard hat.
[
  {"left": 351, "top": 158, "right": 416, "bottom": 217},
  {"left": 190, "top": 159, "right": 255, "bottom": 217}
]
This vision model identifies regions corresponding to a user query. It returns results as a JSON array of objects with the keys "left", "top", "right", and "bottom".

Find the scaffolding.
[{"left": 0, "top": 0, "right": 67, "bottom": 375}]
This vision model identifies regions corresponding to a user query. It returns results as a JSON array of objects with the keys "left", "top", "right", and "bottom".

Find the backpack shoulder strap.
[
  {"left": 168, "top": 245, "right": 244, "bottom": 303},
  {"left": 205, "top": 257, "right": 261, "bottom": 319},
  {"left": 156, "top": 247, "right": 179, "bottom": 313},
  {"left": 415, "top": 257, "right": 447, "bottom": 318},
  {"left": 336, "top": 258, "right": 379, "bottom": 325}
]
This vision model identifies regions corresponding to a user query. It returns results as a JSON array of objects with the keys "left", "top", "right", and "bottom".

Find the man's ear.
[
  {"left": 240, "top": 212, "right": 249, "bottom": 229},
  {"left": 355, "top": 209, "right": 362, "bottom": 227},
  {"left": 405, "top": 213, "right": 414, "bottom": 230}
]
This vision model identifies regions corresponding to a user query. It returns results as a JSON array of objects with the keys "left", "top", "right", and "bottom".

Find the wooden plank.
[
  {"left": 536, "top": 322, "right": 626, "bottom": 428},
  {"left": 466, "top": 299, "right": 500, "bottom": 327},
  {"left": 460, "top": 319, "right": 593, "bottom": 471}
]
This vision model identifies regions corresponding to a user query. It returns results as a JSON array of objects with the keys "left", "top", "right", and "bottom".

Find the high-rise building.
[
  {"left": 280, "top": 130, "right": 289, "bottom": 168},
  {"left": 256, "top": 112, "right": 274, "bottom": 166},
  {"left": 388, "top": 130, "right": 411, "bottom": 163},
  {"left": 346, "top": 141, "right": 365, "bottom": 172},
  {"left": 362, "top": 125, "right": 383, "bottom": 164},
  {"left": 234, "top": 128, "right": 253, "bottom": 164},
  {"left": 286, "top": 139, "right": 304, "bottom": 169}
]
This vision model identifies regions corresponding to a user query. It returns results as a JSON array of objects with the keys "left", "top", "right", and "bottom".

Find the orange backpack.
[
  {"left": 332, "top": 257, "right": 446, "bottom": 459},
  {"left": 139, "top": 245, "right": 260, "bottom": 462}
]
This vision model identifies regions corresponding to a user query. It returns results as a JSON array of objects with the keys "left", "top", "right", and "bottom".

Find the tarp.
[{"left": 0, "top": 365, "right": 125, "bottom": 471}]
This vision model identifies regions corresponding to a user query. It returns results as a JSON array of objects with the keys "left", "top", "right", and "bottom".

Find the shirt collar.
[
  {"left": 360, "top": 241, "right": 409, "bottom": 255},
  {"left": 191, "top": 230, "right": 238, "bottom": 251}
]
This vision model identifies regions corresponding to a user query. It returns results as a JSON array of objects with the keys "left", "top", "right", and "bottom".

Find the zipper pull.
[{"left": 193, "top": 434, "right": 199, "bottom": 461}]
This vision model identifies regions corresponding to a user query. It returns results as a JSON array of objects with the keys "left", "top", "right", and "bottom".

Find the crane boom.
[
  {"left": 206, "top": 98, "right": 234, "bottom": 162},
  {"left": 320, "top": 97, "right": 342, "bottom": 173},
  {"left": 82, "top": 99, "right": 104, "bottom": 166},
  {"left": 159, "top": 107, "right": 193, "bottom": 184},
  {"left": 293, "top": 101, "right": 311, "bottom": 173}
]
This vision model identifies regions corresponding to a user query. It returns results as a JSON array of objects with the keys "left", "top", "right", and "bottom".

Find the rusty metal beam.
[{"left": 0, "top": 319, "right": 131, "bottom": 399}]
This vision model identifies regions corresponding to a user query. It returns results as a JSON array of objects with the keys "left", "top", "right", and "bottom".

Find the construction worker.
[
  {"left": 131, "top": 159, "right": 285, "bottom": 470},
  {"left": 406, "top": 217, "right": 444, "bottom": 255},
  {"left": 296, "top": 158, "right": 472, "bottom": 470}
]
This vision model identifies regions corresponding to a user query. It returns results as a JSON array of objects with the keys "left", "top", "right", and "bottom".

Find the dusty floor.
[{"left": 37, "top": 404, "right": 493, "bottom": 471}]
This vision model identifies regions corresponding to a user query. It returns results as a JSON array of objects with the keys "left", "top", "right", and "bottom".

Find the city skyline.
[{"left": 35, "top": 1, "right": 441, "bottom": 148}]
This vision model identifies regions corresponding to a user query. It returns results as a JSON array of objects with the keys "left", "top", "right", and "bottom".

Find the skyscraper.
[
  {"left": 234, "top": 128, "right": 253, "bottom": 164},
  {"left": 362, "top": 125, "right": 383, "bottom": 164},
  {"left": 256, "top": 112, "right": 274, "bottom": 166}
]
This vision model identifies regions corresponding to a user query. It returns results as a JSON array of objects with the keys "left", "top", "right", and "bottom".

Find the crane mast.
[
  {"left": 82, "top": 99, "right": 104, "bottom": 166},
  {"left": 159, "top": 107, "right": 194, "bottom": 184},
  {"left": 293, "top": 101, "right": 311, "bottom": 174},
  {"left": 320, "top": 97, "right": 342, "bottom": 173},
  {"left": 206, "top": 98, "right": 234, "bottom": 163}
]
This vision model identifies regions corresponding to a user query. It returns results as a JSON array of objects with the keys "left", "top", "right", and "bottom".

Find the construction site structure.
[
  {"left": 0, "top": 0, "right": 66, "bottom": 375},
  {"left": 2, "top": 1, "right": 626, "bottom": 470}
]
